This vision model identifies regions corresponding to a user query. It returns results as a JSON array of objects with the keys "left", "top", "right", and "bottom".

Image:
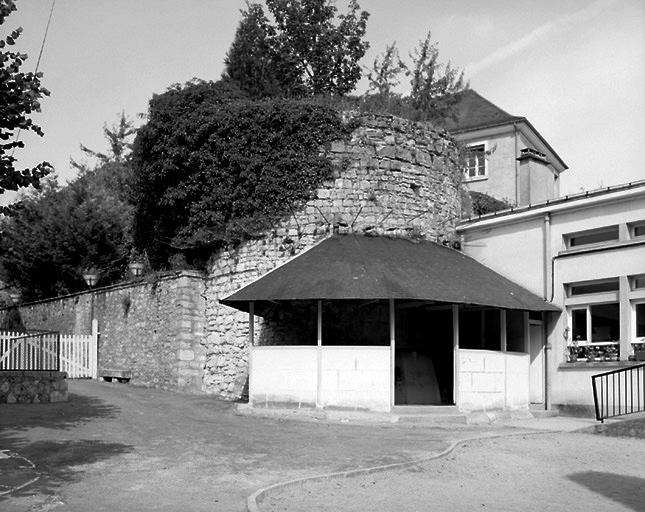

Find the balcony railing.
[
  {"left": 592, "top": 363, "right": 645, "bottom": 422},
  {"left": 0, "top": 331, "right": 61, "bottom": 371}
]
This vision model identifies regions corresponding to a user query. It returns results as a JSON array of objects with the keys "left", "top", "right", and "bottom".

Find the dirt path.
[{"left": 264, "top": 431, "right": 645, "bottom": 512}]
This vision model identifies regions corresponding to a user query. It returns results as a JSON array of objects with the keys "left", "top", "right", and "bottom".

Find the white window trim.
[
  {"left": 563, "top": 225, "right": 619, "bottom": 250},
  {"left": 462, "top": 141, "right": 488, "bottom": 182},
  {"left": 567, "top": 303, "right": 620, "bottom": 346},
  {"left": 628, "top": 220, "right": 645, "bottom": 239},
  {"left": 632, "top": 300, "right": 645, "bottom": 344}
]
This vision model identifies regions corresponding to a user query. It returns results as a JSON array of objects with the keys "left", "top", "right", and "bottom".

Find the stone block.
[{"left": 376, "top": 146, "right": 396, "bottom": 159}]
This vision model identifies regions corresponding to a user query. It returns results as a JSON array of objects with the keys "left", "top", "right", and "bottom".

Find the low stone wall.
[
  {"left": 0, "top": 371, "right": 68, "bottom": 403},
  {"left": 0, "top": 271, "right": 207, "bottom": 393}
]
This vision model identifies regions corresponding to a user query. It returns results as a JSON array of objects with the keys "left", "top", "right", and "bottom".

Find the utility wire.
[
  {"left": 34, "top": 0, "right": 56, "bottom": 74},
  {"left": 10, "top": 0, "right": 56, "bottom": 157}
]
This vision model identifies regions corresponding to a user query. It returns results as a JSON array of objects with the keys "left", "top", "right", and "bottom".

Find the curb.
[{"left": 246, "top": 429, "right": 551, "bottom": 512}]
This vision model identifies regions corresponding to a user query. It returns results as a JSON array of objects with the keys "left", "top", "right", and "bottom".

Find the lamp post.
[
  {"left": 82, "top": 268, "right": 99, "bottom": 327},
  {"left": 128, "top": 261, "right": 145, "bottom": 277},
  {"left": 82, "top": 270, "right": 99, "bottom": 288},
  {"left": 83, "top": 269, "right": 100, "bottom": 378}
]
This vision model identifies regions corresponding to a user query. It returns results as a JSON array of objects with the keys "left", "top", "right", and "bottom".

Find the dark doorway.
[{"left": 395, "top": 303, "right": 454, "bottom": 405}]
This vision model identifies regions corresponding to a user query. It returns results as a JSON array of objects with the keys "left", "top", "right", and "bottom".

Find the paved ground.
[{"left": 0, "top": 380, "right": 533, "bottom": 512}]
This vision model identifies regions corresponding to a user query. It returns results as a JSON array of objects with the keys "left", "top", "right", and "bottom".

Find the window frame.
[
  {"left": 463, "top": 142, "right": 488, "bottom": 182},
  {"left": 567, "top": 278, "right": 619, "bottom": 297},
  {"left": 567, "top": 302, "right": 620, "bottom": 345},
  {"left": 633, "top": 300, "right": 645, "bottom": 343},
  {"left": 628, "top": 220, "right": 645, "bottom": 239},
  {"left": 564, "top": 225, "right": 619, "bottom": 250}
]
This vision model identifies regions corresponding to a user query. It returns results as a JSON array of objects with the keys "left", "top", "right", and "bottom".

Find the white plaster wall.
[
  {"left": 553, "top": 367, "right": 600, "bottom": 406},
  {"left": 461, "top": 217, "right": 544, "bottom": 296},
  {"left": 461, "top": 131, "right": 517, "bottom": 204},
  {"left": 554, "top": 366, "right": 644, "bottom": 408},
  {"left": 557, "top": 245, "right": 645, "bottom": 284},
  {"left": 249, "top": 346, "right": 317, "bottom": 407},
  {"left": 549, "top": 196, "right": 645, "bottom": 253},
  {"left": 320, "top": 346, "right": 390, "bottom": 412},
  {"left": 458, "top": 350, "right": 529, "bottom": 411},
  {"left": 458, "top": 350, "right": 506, "bottom": 411},
  {"left": 505, "top": 352, "right": 530, "bottom": 409}
]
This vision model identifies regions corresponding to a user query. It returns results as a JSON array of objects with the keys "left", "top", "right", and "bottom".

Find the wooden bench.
[{"left": 101, "top": 369, "right": 132, "bottom": 383}]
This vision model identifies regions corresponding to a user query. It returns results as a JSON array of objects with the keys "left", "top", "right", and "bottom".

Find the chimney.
[{"left": 517, "top": 148, "right": 555, "bottom": 206}]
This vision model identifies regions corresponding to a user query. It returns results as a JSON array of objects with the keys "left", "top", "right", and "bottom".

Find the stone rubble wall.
[
  {"left": 205, "top": 114, "right": 462, "bottom": 399},
  {"left": 0, "top": 371, "right": 68, "bottom": 403},
  {"left": 0, "top": 271, "right": 206, "bottom": 393}
]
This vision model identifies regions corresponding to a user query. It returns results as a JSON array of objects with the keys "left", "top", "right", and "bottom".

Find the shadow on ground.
[
  {"left": 578, "top": 415, "right": 645, "bottom": 439},
  {"left": 568, "top": 471, "right": 645, "bottom": 512},
  {"left": 0, "top": 391, "right": 131, "bottom": 500},
  {"left": 0, "top": 392, "right": 119, "bottom": 432},
  {"left": 9, "top": 439, "right": 134, "bottom": 498}
]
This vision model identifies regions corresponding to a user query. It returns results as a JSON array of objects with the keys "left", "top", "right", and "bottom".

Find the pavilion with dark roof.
[{"left": 222, "top": 235, "right": 558, "bottom": 413}]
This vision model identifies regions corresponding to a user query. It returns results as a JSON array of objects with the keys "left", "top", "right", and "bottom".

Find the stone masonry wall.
[
  {"left": 0, "top": 271, "right": 206, "bottom": 393},
  {"left": 0, "top": 371, "right": 68, "bottom": 404},
  {"left": 205, "top": 114, "right": 462, "bottom": 399}
]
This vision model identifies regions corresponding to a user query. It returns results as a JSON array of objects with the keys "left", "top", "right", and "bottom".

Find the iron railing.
[
  {"left": 592, "top": 363, "right": 645, "bottom": 422},
  {"left": 0, "top": 330, "right": 60, "bottom": 371}
]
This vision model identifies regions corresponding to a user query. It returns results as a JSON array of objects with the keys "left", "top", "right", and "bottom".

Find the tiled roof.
[{"left": 445, "top": 89, "right": 523, "bottom": 132}]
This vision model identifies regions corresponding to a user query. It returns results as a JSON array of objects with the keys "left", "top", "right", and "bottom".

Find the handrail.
[{"left": 592, "top": 363, "right": 645, "bottom": 422}]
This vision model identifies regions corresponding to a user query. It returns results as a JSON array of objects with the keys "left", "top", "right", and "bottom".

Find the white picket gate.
[{"left": 0, "top": 328, "right": 98, "bottom": 378}]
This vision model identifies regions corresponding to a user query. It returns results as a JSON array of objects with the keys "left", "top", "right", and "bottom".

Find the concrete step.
[
  {"left": 530, "top": 409, "right": 560, "bottom": 419},
  {"left": 394, "top": 413, "right": 468, "bottom": 425}
]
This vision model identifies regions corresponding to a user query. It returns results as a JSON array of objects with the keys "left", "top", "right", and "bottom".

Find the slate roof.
[
  {"left": 445, "top": 89, "right": 568, "bottom": 171},
  {"left": 445, "top": 89, "right": 523, "bottom": 132},
  {"left": 221, "top": 235, "right": 559, "bottom": 312}
]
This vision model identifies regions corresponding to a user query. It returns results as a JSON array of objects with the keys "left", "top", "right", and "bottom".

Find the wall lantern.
[
  {"left": 128, "top": 261, "right": 145, "bottom": 277},
  {"left": 82, "top": 270, "right": 99, "bottom": 288},
  {"left": 8, "top": 291, "right": 21, "bottom": 304}
]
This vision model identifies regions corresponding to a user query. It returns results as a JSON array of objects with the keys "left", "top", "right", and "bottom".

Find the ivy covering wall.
[{"left": 131, "top": 80, "right": 351, "bottom": 268}]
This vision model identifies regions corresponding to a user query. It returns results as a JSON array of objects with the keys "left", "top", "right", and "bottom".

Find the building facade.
[
  {"left": 448, "top": 90, "right": 568, "bottom": 207},
  {"left": 458, "top": 180, "right": 645, "bottom": 413}
]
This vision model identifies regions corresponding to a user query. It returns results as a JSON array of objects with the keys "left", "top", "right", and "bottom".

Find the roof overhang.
[{"left": 221, "top": 235, "right": 560, "bottom": 313}]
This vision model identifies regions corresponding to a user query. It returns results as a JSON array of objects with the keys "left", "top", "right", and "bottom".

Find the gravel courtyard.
[
  {"left": 263, "top": 429, "right": 645, "bottom": 511},
  {"left": 1, "top": 380, "right": 643, "bottom": 512}
]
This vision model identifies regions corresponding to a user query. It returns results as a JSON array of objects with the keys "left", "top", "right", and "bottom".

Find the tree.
[
  {"left": 70, "top": 112, "right": 139, "bottom": 203},
  {"left": 224, "top": 0, "right": 369, "bottom": 98},
  {"left": 224, "top": 3, "right": 281, "bottom": 99},
  {"left": 0, "top": 175, "right": 132, "bottom": 301},
  {"left": 0, "top": 0, "right": 52, "bottom": 195},
  {"left": 0, "top": 114, "right": 137, "bottom": 301},
  {"left": 365, "top": 42, "right": 407, "bottom": 99},
  {"left": 408, "top": 31, "right": 467, "bottom": 123},
  {"left": 363, "top": 32, "right": 467, "bottom": 125},
  {"left": 71, "top": 112, "right": 137, "bottom": 168},
  {"left": 131, "top": 80, "right": 348, "bottom": 268}
]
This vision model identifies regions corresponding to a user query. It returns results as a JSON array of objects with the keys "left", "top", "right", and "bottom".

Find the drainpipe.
[
  {"left": 543, "top": 213, "right": 552, "bottom": 410},
  {"left": 514, "top": 123, "right": 519, "bottom": 205}
]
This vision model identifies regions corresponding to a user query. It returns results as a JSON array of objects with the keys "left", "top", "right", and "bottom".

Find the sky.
[{"left": 5, "top": 0, "right": 645, "bottom": 200}]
